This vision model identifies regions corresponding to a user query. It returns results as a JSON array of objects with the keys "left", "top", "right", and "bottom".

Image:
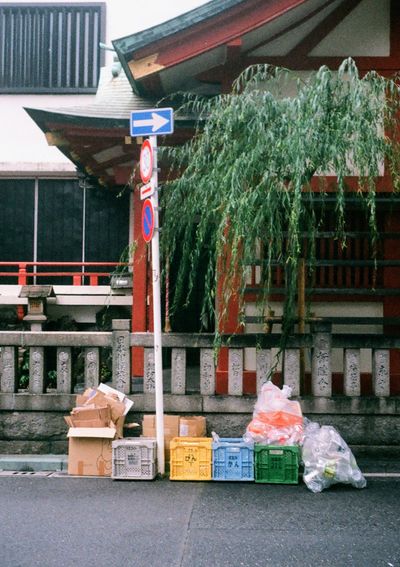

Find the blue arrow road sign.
[{"left": 130, "top": 107, "right": 174, "bottom": 137}]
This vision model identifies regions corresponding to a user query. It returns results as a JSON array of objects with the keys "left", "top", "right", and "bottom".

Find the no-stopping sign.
[
  {"left": 141, "top": 198, "right": 154, "bottom": 243},
  {"left": 139, "top": 139, "right": 154, "bottom": 184}
]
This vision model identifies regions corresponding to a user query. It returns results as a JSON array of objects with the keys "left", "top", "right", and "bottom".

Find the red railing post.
[{"left": 18, "top": 262, "right": 27, "bottom": 285}]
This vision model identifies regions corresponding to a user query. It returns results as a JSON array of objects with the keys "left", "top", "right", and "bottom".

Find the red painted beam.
[
  {"left": 131, "top": 184, "right": 148, "bottom": 376},
  {"left": 130, "top": 0, "right": 309, "bottom": 76}
]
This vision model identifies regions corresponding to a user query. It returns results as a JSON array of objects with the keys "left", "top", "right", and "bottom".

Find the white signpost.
[{"left": 134, "top": 108, "right": 174, "bottom": 475}]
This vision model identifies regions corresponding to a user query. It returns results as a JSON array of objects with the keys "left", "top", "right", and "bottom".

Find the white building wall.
[
  {"left": 0, "top": 0, "right": 131, "bottom": 173},
  {"left": 0, "top": 0, "right": 209, "bottom": 174}
]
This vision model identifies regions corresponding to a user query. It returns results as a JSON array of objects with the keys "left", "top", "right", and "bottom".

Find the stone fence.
[{"left": 0, "top": 319, "right": 400, "bottom": 454}]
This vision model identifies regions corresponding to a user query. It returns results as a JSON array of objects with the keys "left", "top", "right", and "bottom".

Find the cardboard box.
[
  {"left": 65, "top": 385, "right": 134, "bottom": 476},
  {"left": 179, "top": 416, "right": 207, "bottom": 437},
  {"left": 70, "top": 405, "right": 111, "bottom": 427},
  {"left": 69, "top": 384, "right": 133, "bottom": 440},
  {"left": 142, "top": 415, "right": 180, "bottom": 461},
  {"left": 67, "top": 427, "right": 116, "bottom": 476}
]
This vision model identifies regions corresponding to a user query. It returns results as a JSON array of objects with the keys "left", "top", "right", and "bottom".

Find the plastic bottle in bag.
[{"left": 301, "top": 420, "right": 367, "bottom": 493}]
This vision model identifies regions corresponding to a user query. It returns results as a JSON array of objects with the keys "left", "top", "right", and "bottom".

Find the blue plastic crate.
[{"left": 212, "top": 438, "right": 254, "bottom": 481}]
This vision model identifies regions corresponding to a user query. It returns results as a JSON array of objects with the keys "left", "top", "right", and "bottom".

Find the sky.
[{"left": 108, "top": 0, "right": 212, "bottom": 41}]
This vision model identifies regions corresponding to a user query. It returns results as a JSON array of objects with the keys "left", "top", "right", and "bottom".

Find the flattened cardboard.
[
  {"left": 70, "top": 405, "right": 111, "bottom": 426},
  {"left": 64, "top": 416, "right": 74, "bottom": 428},
  {"left": 98, "top": 383, "right": 134, "bottom": 415},
  {"left": 67, "top": 427, "right": 116, "bottom": 438},
  {"left": 69, "top": 419, "right": 107, "bottom": 428},
  {"left": 179, "top": 416, "right": 207, "bottom": 437}
]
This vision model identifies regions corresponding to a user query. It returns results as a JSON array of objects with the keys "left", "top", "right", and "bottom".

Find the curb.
[{"left": 0, "top": 454, "right": 68, "bottom": 472}]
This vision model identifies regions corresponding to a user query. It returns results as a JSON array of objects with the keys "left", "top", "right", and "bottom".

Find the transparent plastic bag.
[
  {"left": 301, "top": 419, "right": 367, "bottom": 493},
  {"left": 244, "top": 381, "right": 303, "bottom": 445}
]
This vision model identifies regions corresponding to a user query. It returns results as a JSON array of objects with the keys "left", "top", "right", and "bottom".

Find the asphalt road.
[{"left": 1, "top": 475, "right": 399, "bottom": 567}]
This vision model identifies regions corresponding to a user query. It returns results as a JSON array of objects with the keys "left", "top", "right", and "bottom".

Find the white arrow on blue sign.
[{"left": 130, "top": 107, "right": 174, "bottom": 137}]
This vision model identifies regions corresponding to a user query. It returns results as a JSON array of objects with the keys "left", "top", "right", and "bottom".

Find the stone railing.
[
  {"left": 0, "top": 320, "right": 130, "bottom": 395},
  {"left": 132, "top": 322, "right": 396, "bottom": 398},
  {"left": 1, "top": 319, "right": 400, "bottom": 452},
  {"left": 0, "top": 320, "right": 397, "bottom": 398}
]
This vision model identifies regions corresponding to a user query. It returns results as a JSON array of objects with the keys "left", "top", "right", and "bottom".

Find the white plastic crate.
[{"left": 112, "top": 438, "right": 157, "bottom": 480}]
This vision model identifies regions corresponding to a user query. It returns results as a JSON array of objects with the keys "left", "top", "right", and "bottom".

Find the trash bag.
[
  {"left": 244, "top": 381, "right": 303, "bottom": 445},
  {"left": 301, "top": 419, "right": 367, "bottom": 493}
]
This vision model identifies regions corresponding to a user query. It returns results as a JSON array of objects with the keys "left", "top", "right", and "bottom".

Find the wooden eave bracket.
[
  {"left": 128, "top": 53, "right": 165, "bottom": 80},
  {"left": 45, "top": 131, "right": 70, "bottom": 147}
]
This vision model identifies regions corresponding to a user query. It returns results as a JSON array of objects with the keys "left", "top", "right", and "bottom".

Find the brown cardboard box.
[
  {"left": 65, "top": 385, "right": 133, "bottom": 476},
  {"left": 179, "top": 416, "right": 207, "bottom": 437},
  {"left": 142, "top": 414, "right": 180, "bottom": 461},
  {"left": 81, "top": 393, "right": 125, "bottom": 437},
  {"left": 68, "top": 385, "right": 132, "bottom": 440},
  {"left": 70, "top": 405, "right": 111, "bottom": 427},
  {"left": 67, "top": 427, "right": 116, "bottom": 476}
]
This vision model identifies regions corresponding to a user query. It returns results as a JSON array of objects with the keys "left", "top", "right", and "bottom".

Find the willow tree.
[{"left": 160, "top": 58, "right": 400, "bottom": 338}]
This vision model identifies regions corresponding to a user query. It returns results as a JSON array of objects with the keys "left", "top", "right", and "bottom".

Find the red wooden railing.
[{"left": 0, "top": 261, "right": 130, "bottom": 286}]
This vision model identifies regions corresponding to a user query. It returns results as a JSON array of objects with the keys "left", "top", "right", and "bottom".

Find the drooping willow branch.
[{"left": 159, "top": 58, "right": 400, "bottom": 339}]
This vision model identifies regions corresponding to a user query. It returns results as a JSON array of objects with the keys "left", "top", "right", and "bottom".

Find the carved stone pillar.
[
  {"left": 256, "top": 349, "right": 272, "bottom": 394},
  {"left": 344, "top": 348, "right": 361, "bottom": 397},
  {"left": 57, "top": 347, "right": 72, "bottom": 394},
  {"left": 84, "top": 347, "right": 99, "bottom": 389},
  {"left": 284, "top": 349, "right": 300, "bottom": 396},
  {"left": 29, "top": 347, "right": 45, "bottom": 394},
  {"left": 372, "top": 349, "right": 390, "bottom": 397},
  {"left": 311, "top": 322, "right": 332, "bottom": 397},
  {"left": 171, "top": 348, "right": 186, "bottom": 394},
  {"left": 228, "top": 349, "right": 243, "bottom": 395},
  {"left": 0, "top": 346, "right": 18, "bottom": 393},
  {"left": 200, "top": 348, "right": 215, "bottom": 395},
  {"left": 143, "top": 348, "right": 155, "bottom": 393},
  {"left": 112, "top": 319, "right": 130, "bottom": 394}
]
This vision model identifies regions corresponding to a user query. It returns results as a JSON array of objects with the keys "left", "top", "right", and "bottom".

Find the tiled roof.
[
  {"left": 27, "top": 68, "right": 155, "bottom": 122},
  {"left": 24, "top": 67, "right": 197, "bottom": 129}
]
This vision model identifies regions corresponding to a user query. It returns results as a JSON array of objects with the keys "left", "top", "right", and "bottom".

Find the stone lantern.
[{"left": 19, "top": 285, "right": 55, "bottom": 331}]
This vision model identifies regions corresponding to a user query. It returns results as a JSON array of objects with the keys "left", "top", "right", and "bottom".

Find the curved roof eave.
[
  {"left": 113, "top": 0, "right": 244, "bottom": 56},
  {"left": 112, "top": 0, "right": 246, "bottom": 96}
]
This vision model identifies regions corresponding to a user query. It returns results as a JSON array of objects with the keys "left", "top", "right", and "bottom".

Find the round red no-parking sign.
[
  {"left": 139, "top": 139, "right": 154, "bottom": 184},
  {"left": 141, "top": 198, "right": 154, "bottom": 243}
]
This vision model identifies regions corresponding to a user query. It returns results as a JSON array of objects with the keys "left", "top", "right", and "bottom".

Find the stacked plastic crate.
[{"left": 112, "top": 438, "right": 157, "bottom": 480}]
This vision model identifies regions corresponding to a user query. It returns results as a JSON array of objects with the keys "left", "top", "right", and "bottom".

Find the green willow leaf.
[{"left": 159, "top": 59, "right": 400, "bottom": 341}]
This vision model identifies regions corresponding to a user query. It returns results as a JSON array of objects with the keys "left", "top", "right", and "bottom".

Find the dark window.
[
  {"left": 0, "top": 179, "right": 34, "bottom": 282},
  {"left": 0, "top": 178, "right": 130, "bottom": 285},
  {"left": 0, "top": 3, "right": 105, "bottom": 93}
]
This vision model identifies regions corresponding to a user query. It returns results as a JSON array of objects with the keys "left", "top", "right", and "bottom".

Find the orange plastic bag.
[{"left": 244, "top": 381, "right": 303, "bottom": 445}]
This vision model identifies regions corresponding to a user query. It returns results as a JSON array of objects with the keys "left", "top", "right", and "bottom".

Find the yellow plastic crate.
[{"left": 170, "top": 437, "right": 212, "bottom": 481}]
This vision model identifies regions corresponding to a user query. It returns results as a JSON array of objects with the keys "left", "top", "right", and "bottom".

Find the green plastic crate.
[{"left": 254, "top": 445, "right": 299, "bottom": 484}]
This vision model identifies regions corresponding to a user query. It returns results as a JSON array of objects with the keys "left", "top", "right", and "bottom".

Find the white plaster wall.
[
  {"left": 311, "top": 0, "right": 390, "bottom": 57},
  {"left": 0, "top": 94, "right": 95, "bottom": 171},
  {"left": 248, "top": 0, "right": 389, "bottom": 58}
]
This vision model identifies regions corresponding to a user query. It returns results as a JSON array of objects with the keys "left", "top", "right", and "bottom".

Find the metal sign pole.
[
  {"left": 133, "top": 108, "right": 173, "bottom": 476},
  {"left": 149, "top": 135, "right": 165, "bottom": 475}
]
